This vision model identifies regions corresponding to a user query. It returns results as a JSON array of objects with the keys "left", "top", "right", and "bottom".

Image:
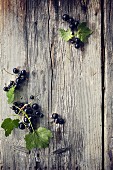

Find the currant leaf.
[
  {"left": 24, "top": 127, "right": 52, "bottom": 150},
  {"left": 1, "top": 118, "right": 19, "bottom": 137},
  {"left": 59, "top": 29, "right": 74, "bottom": 41},
  {"left": 6, "top": 86, "right": 15, "bottom": 104},
  {"left": 75, "top": 22, "right": 93, "bottom": 43}
]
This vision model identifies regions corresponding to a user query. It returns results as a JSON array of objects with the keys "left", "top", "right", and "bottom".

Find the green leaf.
[
  {"left": 1, "top": 118, "right": 19, "bottom": 137},
  {"left": 6, "top": 86, "right": 15, "bottom": 104},
  {"left": 59, "top": 29, "right": 73, "bottom": 41},
  {"left": 25, "top": 127, "right": 52, "bottom": 150},
  {"left": 75, "top": 22, "right": 93, "bottom": 42}
]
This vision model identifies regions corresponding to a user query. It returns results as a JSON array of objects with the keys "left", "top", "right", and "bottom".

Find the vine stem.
[{"left": 3, "top": 68, "right": 15, "bottom": 76}]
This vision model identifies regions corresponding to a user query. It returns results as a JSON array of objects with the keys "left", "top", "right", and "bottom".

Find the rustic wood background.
[{"left": 0, "top": 0, "right": 112, "bottom": 169}]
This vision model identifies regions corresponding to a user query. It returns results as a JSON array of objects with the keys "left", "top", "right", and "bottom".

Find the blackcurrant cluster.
[
  {"left": 62, "top": 14, "right": 83, "bottom": 49},
  {"left": 11, "top": 101, "right": 44, "bottom": 132},
  {"left": 52, "top": 113, "right": 65, "bottom": 125},
  {"left": 3, "top": 68, "right": 27, "bottom": 91}
]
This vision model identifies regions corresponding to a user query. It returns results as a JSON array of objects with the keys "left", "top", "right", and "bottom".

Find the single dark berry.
[
  {"left": 13, "top": 68, "right": 19, "bottom": 74},
  {"left": 16, "top": 78, "right": 21, "bottom": 84},
  {"left": 11, "top": 105, "right": 16, "bottom": 110},
  {"left": 13, "top": 101, "right": 19, "bottom": 106},
  {"left": 52, "top": 113, "right": 59, "bottom": 119},
  {"left": 75, "top": 43, "right": 81, "bottom": 49},
  {"left": 56, "top": 118, "right": 65, "bottom": 124},
  {"left": 14, "top": 108, "right": 20, "bottom": 114},
  {"left": 10, "top": 81, "right": 15, "bottom": 86},
  {"left": 30, "top": 95, "right": 34, "bottom": 100},
  {"left": 62, "top": 14, "right": 70, "bottom": 21},
  {"left": 28, "top": 126, "right": 33, "bottom": 133},
  {"left": 69, "top": 23, "right": 76, "bottom": 30},
  {"left": 8, "top": 84, "right": 11, "bottom": 90},
  {"left": 70, "top": 39, "right": 75, "bottom": 44},
  {"left": 24, "top": 116, "right": 29, "bottom": 123},
  {"left": 35, "top": 111, "right": 40, "bottom": 116},
  {"left": 19, "top": 103, "right": 24, "bottom": 108},
  {"left": 21, "top": 70, "right": 26, "bottom": 76},
  {"left": 15, "top": 83, "right": 21, "bottom": 90},
  {"left": 75, "top": 38, "right": 80, "bottom": 44},
  {"left": 68, "top": 17, "right": 75, "bottom": 24},
  {"left": 74, "top": 20, "right": 79, "bottom": 27},
  {"left": 32, "top": 103, "right": 39, "bottom": 110},
  {"left": 39, "top": 113, "right": 44, "bottom": 118},
  {"left": 3, "top": 86, "right": 9, "bottom": 92},
  {"left": 19, "top": 122, "right": 25, "bottom": 130},
  {"left": 24, "top": 108, "right": 33, "bottom": 115}
]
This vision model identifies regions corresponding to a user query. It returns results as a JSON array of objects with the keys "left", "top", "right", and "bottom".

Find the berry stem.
[{"left": 3, "top": 68, "right": 15, "bottom": 76}]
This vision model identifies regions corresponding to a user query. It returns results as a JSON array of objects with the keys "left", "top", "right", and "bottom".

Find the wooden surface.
[{"left": 0, "top": 0, "right": 104, "bottom": 169}]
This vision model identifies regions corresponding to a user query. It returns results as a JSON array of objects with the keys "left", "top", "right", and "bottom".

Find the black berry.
[
  {"left": 15, "top": 83, "right": 21, "bottom": 90},
  {"left": 56, "top": 118, "right": 65, "bottom": 124},
  {"left": 21, "top": 70, "right": 26, "bottom": 76},
  {"left": 24, "top": 108, "right": 33, "bottom": 115},
  {"left": 11, "top": 105, "right": 16, "bottom": 110},
  {"left": 13, "top": 68, "right": 19, "bottom": 74},
  {"left": 75, "top": 38, "right": 80, "bottom": 44},
  {"left": 14, "top": 108, "right": 20, "bottom": 114},
  {"left": 68, "top": 17, "right": 74, "bottom": 24},
  {"left": 74, "top": 20, "right": 79, "bottom": 27},
  {"left": 35, "top": 111, "right": 40, "bottom": 116},
  {"left": 28, "top": 126, "right": 33, "bottom": 133},
  {"left": 24, "top": 116, "right": 29, "bottom": 123},
  {"left": 13, "top": 102, "right": 19, "bottom": 106},
  {"left": 10, "top": 81, "right": 15, "bottom": 86},
  {"left": 39, "top": 113, "right": 44, "bottom": 118},
  {"left": 62, "top": 14, "right": 70, "bottom": 21},
  {"left": 32, "top": 103, "right": 39, "bottom": 110},
  {"left": 3, "top": 87, "right": 9, "bottom": 92},
  {"left": 69, "top": 23, "right": 76, "bottom": 31},
  {"left": 15, "top": 78, "right": 21, "bottom": 84},
  {"left": 19, "top": 103, "right": 24, "bottom": 108},
  {"left": 30, "top": 95, "right": 34, "bottom": 100},
  {"left": 75, "top": 43, "right": 81, "bottom": 49},
  {"left": 19, "top": 122, "right": 25, "bottom": 130},
  {"left": 70, "top": 39, "right": 75, "bottom": 44},
  {"left": 52, "top": 113, "right": 59, "bottom": 119}
]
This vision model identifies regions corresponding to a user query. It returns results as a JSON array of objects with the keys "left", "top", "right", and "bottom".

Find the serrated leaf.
[
  {"left": 1, "top": 118, "right": 19, "bottom": 137},
  {"left": 59, "top": 29, "right": 73, "bottom": 41},
  {"left": 24, "top": 127, "right": 52, "bottom": 150},
  {"left": 75, "top": 22, "right": 93, "bottom": 42},
  {"left": 6, "top": 86, "right": 15, "bottom": 104}
]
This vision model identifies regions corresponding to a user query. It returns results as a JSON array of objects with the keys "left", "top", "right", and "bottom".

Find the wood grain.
[
  {"left": 0, "top": 0, "right": 102, "bottom": 169},
  {"left": 104, "top": 0, "right": 113, "bottom": 169}
]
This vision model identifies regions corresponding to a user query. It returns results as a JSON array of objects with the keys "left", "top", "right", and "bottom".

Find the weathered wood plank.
[
  {"left": 0, "top": 0, "right": 102, "bottom": 169},
  {"left": 104, "top": 0, "right": 113, "bottom": 169}
]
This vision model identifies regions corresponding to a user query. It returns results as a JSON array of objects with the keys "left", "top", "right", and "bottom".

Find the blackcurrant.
[
  {"left": 13, "top": 101, "right": 19, "bottom": 106},
  {"left": 8, "top": 84, "right": 11, "bottom": 89},
  {"left": 19, "top": 122, "right": 25, "bottom": 130},
  {"left": 35, "top": 111, "right": 40, "bottom": 115},
  {"left": 3, "top": 86, "right": 9, "bottom": 92},
  {"left": 14, "top": 108, "right": 20, "bottom": 114},
  {"left": 56, "top": 118, "right": 65, "bottom": 124},
  {"left": 62, "top": 14, "right": 70, "bottom": 21},
  {"left": 74, "top": 20, "right": 79, "bottom": 27},
  {"left": 28, "top": 126, "right": 33, "bottom": 133},
  {"left": 13, "top": 68, "right": 19, "bottom": 74},
  {"left": 19, "top": 103, "right": 24, "bottom": 108},
  {"left": 32, "top": 103, "right": 39, "bottom": 110},
  {"left": 75, "top": 43, "right": 81, "bottom": 49},
  {"left": 68, "top": 17, "right": 75, "bottom": 24},
  {"left": 30, "top": 95, "right": 34, "bottom": 100},
  {"left": 16, "top": 78, "right": 21, "bottom": 84},
  {"left": 75, "top": 38, "right": 80, "bottom": 44},
  {"left": 15, "top": 83, "right": 21, "bottom": 90},
  {"left": 52, "top": 113, "right": 59, "bottom": 119},
  {"left": 69, "top": 23, "right": 76, "bottom": 30},
  {"left": 11, "top": 105, "right": 16, "bottom": 110},
  {"left": 21, "top": 70, "right": 26, "bottom": 76},
  {"left": 70, "top": 39, "right": 75, "bottom": 44},
  {"left": 24, "top": 116, "right": 29, "bottom": 123},
  {"left": 10, "top": 81, "right": 15, "bottom": 86},
  {"left": 39, "top": 113, "right": 44, "bottom": 118},
  {"left": 24, "top": 108, "right": 33, "bottom": 115}
]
